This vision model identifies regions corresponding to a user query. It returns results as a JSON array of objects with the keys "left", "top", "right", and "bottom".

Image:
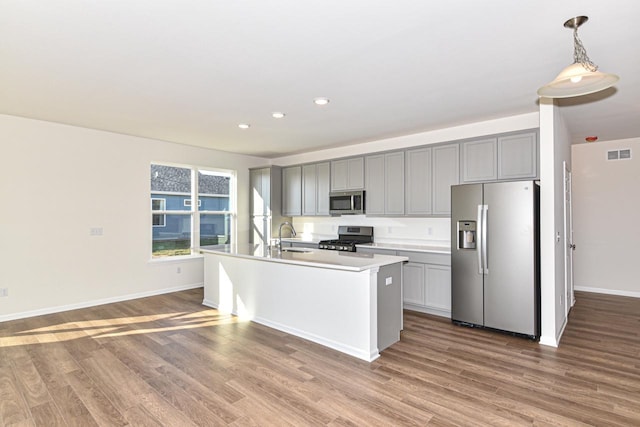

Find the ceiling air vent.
[{"left": 607, "top": 149, "right": 632, "bottom": 161}]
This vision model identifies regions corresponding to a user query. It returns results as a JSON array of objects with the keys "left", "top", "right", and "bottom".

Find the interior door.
[{"left": 563, "top": 161, "right": 575, "bottom": 313}]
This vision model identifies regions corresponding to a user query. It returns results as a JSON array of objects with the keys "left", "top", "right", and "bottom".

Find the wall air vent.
[{"left": 607, "top": 149, "right": 632, "bottom": 161}]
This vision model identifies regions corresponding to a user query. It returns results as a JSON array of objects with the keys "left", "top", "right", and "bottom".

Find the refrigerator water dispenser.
[{"left": 458, "top": 221, "right": 476, "bottom": 249}]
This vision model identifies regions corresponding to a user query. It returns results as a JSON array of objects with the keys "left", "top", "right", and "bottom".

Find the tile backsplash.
[{"left": 292, "top": 216, "right": 451, "bottom": 247}]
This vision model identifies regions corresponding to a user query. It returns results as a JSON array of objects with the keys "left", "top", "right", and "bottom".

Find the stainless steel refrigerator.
[{"left": 451, "top": 180, "right": 540, "bottom": 339}]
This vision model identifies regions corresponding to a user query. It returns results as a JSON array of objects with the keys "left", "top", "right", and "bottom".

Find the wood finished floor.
[{"left": 1, "top": 290, "right": 639, "bottom": 426}]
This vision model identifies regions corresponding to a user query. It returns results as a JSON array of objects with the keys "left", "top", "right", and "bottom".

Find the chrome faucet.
[{"left": 278, "top": 221, "right": 297, "bottom": 251}]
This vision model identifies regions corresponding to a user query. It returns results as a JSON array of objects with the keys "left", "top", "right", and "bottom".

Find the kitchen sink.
[{"left": 281, "top": 247, "right": 313, "bottom": 253}]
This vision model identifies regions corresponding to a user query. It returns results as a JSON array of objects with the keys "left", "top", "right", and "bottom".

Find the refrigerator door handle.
[
  {"left": 482, "top": 204, "right": 489, "bottom": 274},
  {"left": 477, "top": 204, "right": 483, "bottom": 274}
]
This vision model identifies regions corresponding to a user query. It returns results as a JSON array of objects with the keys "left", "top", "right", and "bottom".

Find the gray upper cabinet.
[
  {"left": 405, "top": 148, "right": 432, "bottom": 215},
  {"left": 432, "top": 144, "right": 459, "bottom": 215},
  {"left": 365, "top": 152, "right": 404, "bottom": 216},
  {"left": 302, "top": 162, "right": 330, "bottom": 216},
  {"left": 385, "top": 152, "right": 405, "bottom": 215},
  {"left": 250, "top": 167, "right": 270, "bottom": 216},
  {"left": 250, "top": 166, "right": 288, "bottom": 245},
  {"left": 316, "top": 162, "right": 331, "bottom": 215},
  {"left": 462, "top": 131, "right": 538, "bottom": 183},
  {"left": 331, "top": 157, "right": 364, "bottom": 191},
  {"left": 302, "top": 164, "right": 317, "bottom": 216},
  {"left": 282, "top": 166, "right": 302, "bottom": 216},
  {"left": 461, "top": 138, "right": 497, "bottom": 182},
  {"left": 365, "top": 155, "right": 385, "bottom": 214},
  {"left": 497, "top": 132, "right": 538, "bottom": 180}
]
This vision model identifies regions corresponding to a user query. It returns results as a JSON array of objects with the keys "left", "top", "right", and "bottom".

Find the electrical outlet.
[
  {"left": 90, "top": 227, "right": 104, "bottom": 236},
  {"left": 387, "top": 227, "right": 392, "bottom": 234},
  {"left": 176, "top": 267, "right": 182, "bottom": 274},
  {"left": 427, "top": 227, "right": 433, "bottom": 236},
  {"left": 0, "top": 288, "right": 8, "bottom": 297}
]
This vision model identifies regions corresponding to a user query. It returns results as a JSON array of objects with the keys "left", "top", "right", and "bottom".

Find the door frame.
[{"left": 563, "top": 161, "right": 576, "bottom": 315}]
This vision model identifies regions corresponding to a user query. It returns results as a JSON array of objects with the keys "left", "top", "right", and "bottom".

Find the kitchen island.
[{"left": 200, "top": 244, "right": 408, "bottom": 361}]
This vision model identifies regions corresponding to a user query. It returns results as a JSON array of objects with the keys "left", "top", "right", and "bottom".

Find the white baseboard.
[
  {"left": 0, "top": 283, "right": 204, "bottom": 323},
  {"left": 574, "top": 286, "right": 640, "bottom": 299},
  {"left": 403, "top": 303, "right": 451, "bottom": 319},
  {"left": 201, "top": 299, "right": 378, "bottom": 362}
]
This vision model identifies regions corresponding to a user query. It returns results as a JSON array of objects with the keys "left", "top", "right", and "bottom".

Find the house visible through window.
[{"left": 150, "top": 164, "right": 235, "bottom": 258}]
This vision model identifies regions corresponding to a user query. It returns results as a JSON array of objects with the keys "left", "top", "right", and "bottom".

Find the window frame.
[{"left": 150, "top": 163, "right": 236, "bottom": 259}]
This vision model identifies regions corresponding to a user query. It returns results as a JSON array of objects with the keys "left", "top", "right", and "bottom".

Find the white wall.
[
  {"left": 277, "top": 112, "right": 539, "bottom": 245},
  {"left": 538, "top": 99, "right": 572, "bottom": 347},
  {"left": 571, "top": 137, "right": 640, "bottom": 297},
  {"left": 0, "top": 114, "right": 266, "bottom": 321}
]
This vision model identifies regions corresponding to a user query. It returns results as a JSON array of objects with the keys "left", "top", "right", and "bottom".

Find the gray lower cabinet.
[
  {"left": 331, "top": 157, "right": 364, "bottom": 191},
  {"left": 365, "top": 152, "right": 404, "bottom": 216},
  {"left": 432, "top": 144, "right": 459, "bottom": 215},
  {"left": 398, "top": 251, "right": 451, "bottom": 318},
  {"left": 282, "top": 166, "right": 302, "bottom": 216},
  {"left": 302, "top": 162, "right": 330, "bottom": 216},
  {"left": 461, "top": 131, "right": 538, "bottom": 183},
  {"left": 357, "top": 247, "right": 452, "bottom": 318}
]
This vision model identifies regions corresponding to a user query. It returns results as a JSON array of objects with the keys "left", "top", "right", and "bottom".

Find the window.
[
  {"left": 151, "top": 198, "right": 166, "bottom": 227},
  {"left": 150, "top": 164, "right": 235, "bottom": 258}
]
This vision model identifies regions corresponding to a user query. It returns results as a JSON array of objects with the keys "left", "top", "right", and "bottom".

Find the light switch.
[
  {"left": 90, "top": 227, "right": 104, "bottom": 236},
  {"left": 385, "top": 277, "right": 392, "bottom": 285}
]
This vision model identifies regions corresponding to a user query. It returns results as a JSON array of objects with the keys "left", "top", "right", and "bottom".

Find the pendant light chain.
[{"left": 572, "top": 27, "right": 598, "bottom": 72}]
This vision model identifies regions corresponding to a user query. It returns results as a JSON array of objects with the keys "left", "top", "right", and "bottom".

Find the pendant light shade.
[
  {"left": 538, "top": 16, "right": 619, "bottom": 98},
  {"left": 538, "top": 63, "right": 619, "bottom": 98}
]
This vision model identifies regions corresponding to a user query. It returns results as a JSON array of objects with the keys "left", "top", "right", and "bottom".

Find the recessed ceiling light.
[
  {"left": 313, "top": 97, "right": 330, "bottom": 106},
  {"left": 272, "top": 112, "right": 286, "bottom": 119},
  {"left": 238, "top": 123, "right": 250, "bottom": 129}
]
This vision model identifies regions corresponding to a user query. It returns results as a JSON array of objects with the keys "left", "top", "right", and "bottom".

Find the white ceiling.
[{"left": 2, "top": 1, "right": 639, "bottom": 158}]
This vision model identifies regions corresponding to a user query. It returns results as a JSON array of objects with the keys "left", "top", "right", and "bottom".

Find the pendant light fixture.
[{"left": 537, "top": 16, "right": 619, "bottom": 98}]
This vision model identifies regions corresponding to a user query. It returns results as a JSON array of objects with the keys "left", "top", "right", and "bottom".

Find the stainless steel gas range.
[{"left": 318, "top": 226, "right": 374, "bottom": 252}]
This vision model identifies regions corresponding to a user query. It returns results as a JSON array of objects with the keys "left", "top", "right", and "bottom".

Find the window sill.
[{"left": 147, "top": 254, "right": 204, "bottom": 264}]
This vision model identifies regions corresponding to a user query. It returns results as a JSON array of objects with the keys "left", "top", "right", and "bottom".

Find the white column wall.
[{"left": 538, "top": 98, "right": 572, "bottom": 347}]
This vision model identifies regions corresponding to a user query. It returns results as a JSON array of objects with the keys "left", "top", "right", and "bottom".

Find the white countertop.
[
  {"left": 200, "top": 244, "right": 408, "bottom": 272},
  {"left": 357, "top": 242, "right": 451, "bottom": 254}
]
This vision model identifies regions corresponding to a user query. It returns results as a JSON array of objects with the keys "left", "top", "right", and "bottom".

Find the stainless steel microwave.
[{"left": 329, "top": 191, "right": 365, "bottom": 215}]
